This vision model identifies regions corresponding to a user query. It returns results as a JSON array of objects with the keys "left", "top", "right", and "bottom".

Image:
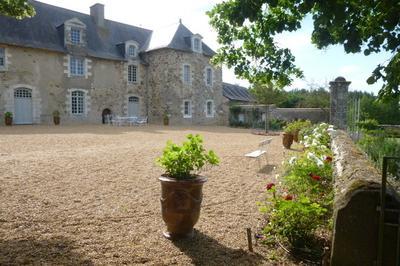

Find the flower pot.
[
  {"left": 5, "top": 117, "right": 12, "bottom": 126},
  {"left": 282, "top": 133, "right": 294, "bottom": 149},
  {"left": 53, "top": 116, "right": 60, "bottom": 125},
  {"left": 163, "top": 116, "right": 169, "bottom": 126},
  {"left": 293, "top": 130, "right": 300, "bottom": 142},
  {"left": 159, "top": 174, "right": 207, "bottom": 239}
]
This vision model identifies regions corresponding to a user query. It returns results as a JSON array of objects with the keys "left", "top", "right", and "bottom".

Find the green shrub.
[
  {"left": 260, "top": 194, "right": 327, "bottom": 246},
  {"left": 283, "top": 120, "right": 312, "bottom": 134},
  {"left": 4, "top": 112, "right": 12, "bottom": 118},
  {"left": 357, "top": 119, "right": 380, "bottom": 131},
  {"left": 156, "top": 134, "right": 219, "bottom": 179}
]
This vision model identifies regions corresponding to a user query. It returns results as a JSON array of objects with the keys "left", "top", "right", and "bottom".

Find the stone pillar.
[{"left": 329, "top": 77, "right": 350, "bottom": 129}]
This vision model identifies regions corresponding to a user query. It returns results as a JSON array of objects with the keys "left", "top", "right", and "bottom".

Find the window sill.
[
  {"left": 0, "top": 67, "right": 7, "bottom": 72},
  {"left": 183, "top": 115, "right": 192, "bottom": 119}
]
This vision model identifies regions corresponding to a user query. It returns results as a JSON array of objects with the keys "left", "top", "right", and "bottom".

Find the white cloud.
[{"left": 275, "top": 32, "right": 310, "bottom": 52}]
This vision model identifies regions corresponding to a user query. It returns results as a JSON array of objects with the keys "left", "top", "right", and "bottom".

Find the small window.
[
  {"left": 71, "top": 90, "right": 84, "bottom": 115},
  {"left": 183, "top": 64, "right": 191, "bottom": 84},
  {"left": 183, "top": 100, "right": 192, "bottom": 118},
  {"left": 129, "top": 96, "right": 139, "bottom": 102},
  {"left": 70, "top": 56, "right": 85, "bottom": 76},
  {"left": 206, "top": 100, "right": 214, "bottom": 117},
  {"left": 193, "top": 38, "right": 201, "bottom": 52},
  {"left": 128, "top": 45, "right": 137, "bottom": 57},
  {"left": 70, "top": 28, "right": 81, "bottom": 44},
  {"left": 128, "top": 65, "right": 138, "bottom": 83},
  {"left": 206, "top": 67, "right": 213, "bottom": 86},
  {"left": 0, "top": 48, "right": 5, "bottom": 68}
]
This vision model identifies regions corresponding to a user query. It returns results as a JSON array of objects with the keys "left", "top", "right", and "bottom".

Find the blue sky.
[{"left": 38, "top": 0, "right": 391, "bottom": 95}]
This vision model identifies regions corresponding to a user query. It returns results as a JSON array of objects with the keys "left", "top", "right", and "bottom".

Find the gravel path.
[{"left": 0, "top": 125, "right": 284, "bottom": 265}]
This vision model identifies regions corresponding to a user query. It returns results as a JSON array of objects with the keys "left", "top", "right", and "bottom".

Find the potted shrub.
[
  {"left": 163, "top": 111, "right": 169, "bottom": 126},
  {"left": 282, "top": 124, "right": 295, "bottom": 149},
  {"left": 4, "top": 112, "right": 12, "bottom": 126},
  {"left": 156, "top": 134, "right": 219, "bottom": 239},
  {"left": 53, "top": 110, "right": 60, "bottom": 125}
]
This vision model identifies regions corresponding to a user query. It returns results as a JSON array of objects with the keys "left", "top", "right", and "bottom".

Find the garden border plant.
[{"left": 259, "top": 123, "right": 335, "bottom": 261}]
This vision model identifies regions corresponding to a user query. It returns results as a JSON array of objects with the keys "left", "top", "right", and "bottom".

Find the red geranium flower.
[
  {"left": 311, "top": 174, "right": 321, "bottom": 181},
  {"left": 266, "top": 183, "right": 275, "bottom": 190},
  {"left": 284, "top": 195, "right": 293, "bottom": 201},
  {"left": 324, "top": 156, "right": 333, "bottom": 163}
]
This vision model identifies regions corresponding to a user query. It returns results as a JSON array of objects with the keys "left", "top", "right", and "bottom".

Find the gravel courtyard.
[{"left": 0, "top": 125, "right": 283, "bottom": 265}]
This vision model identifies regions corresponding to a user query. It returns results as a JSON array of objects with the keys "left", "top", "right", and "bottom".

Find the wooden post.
[{"left": 246, "top": 228, "right": 253, "bottom": 252}]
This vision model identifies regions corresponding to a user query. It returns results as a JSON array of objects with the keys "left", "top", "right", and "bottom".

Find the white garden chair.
[{"left": 245, "top": 138, "right": 272, "bottom": 169}]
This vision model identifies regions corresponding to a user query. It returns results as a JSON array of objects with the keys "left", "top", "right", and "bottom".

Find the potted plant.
[
  {"left": 282, "top": 123, "right": 295, "bottom": 149},
  {"left": 156, "top": 134, "right": 219, "bottom": 239},
  {"left": 52, "top": 110, "right": 60, "bottom": 125},
  {"left": 4, "top": 112, "right": 12, "bottom": 126},
  {"left": 163, "top": 110, "right": 169, "bottom": 126}
]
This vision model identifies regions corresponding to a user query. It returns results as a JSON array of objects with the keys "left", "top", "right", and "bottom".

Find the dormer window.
[
  {"left": 191, "top": 34, "right": 203, "bottom": 53},
  {"left": 128, "top": 45, "right": 137, "bottom": 57},
  {"left": 125, "top": 41, "right": 139, "bottom": 58},
  {"left": 70, "top": 28, "right": 81, "bottom": 44}
]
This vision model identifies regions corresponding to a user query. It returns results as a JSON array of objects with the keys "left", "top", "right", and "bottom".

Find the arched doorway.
[
  {"left": 14, "top": 88, "right": 33, "bottom": 124},
  {"left": 128, "top": 96, "right": 140, "bottom": 117},
  {"left": 102, "top": 108, "right": 112, "bottom": 124}
]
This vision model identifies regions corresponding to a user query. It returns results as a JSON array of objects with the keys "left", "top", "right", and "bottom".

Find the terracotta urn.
[
  {"left": 293, "top": 130, "right": 300, "bottom": 142},
  {"left": 282, "top": 132, "right": 294, "bottom": 149},
  {"left": 5, "top": 116, "right": 12, "bottom": 126},
  {"left": 159, "top": 174, "right": 207, "bottom": 239},
  {"left": 53, "top": 116, "right": 60, "bottom": 125}
]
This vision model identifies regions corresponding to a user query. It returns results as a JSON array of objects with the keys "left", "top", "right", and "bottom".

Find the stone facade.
[
  {"left": 0, "top": 45, "right": 150, "bottom": 124},
  {"left": 145, "top": 49, "right": 225, "bottom": 125},
  {"left": 0, "top": 2, "right": 226, "bottom": 126},
  {"left": 330, "top": 76, "right": 350, "bottom": 129}
]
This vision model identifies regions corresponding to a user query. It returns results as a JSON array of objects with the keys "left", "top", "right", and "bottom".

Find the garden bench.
[{"left": 245, "top": 138, "right": 272, "bottom": 169}]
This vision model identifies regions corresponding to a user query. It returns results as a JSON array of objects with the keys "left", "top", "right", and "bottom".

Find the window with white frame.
[
  {"left": 70, "top": 56, "right": 85, "bottom": 76},
  {"left": 183, "top": 64, "right": 191, "bottom": 84},
  {"left": 193, "top": 37, "right": 202, "bottom": 52},
  {"left": 0, "top": 48, "right": 5, "bottom": 68},
  {"left": 71, "top": 90, "right": 85, "bottom": 115},
  {"left": 206, "top": 67, "right": 213, "bottom": 86},
  {"left": 128, "top": 64, "right": 138, "bottom": 83},
  {"left": 128, "top": 45, "right": 137, "bottom": 57},
  {"left": 70, "top": 28, "right": 81, "bottom": 45},
  {"left": 206, "top": 100, "right": 214, "bottom": 117},
  {"left": 183, "top": 100, "right": 192, "bottom": 118}
]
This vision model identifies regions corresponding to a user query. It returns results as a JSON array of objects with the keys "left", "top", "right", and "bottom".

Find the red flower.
[
  {"left": 324, "top": 156, "right": 333, "bottom": 163},
  {"left": 266, "top": 183, "right": 275, "bottom": 190},
  {"left": 311, "top": 174, "right": 321, "bottom": 181},
  {"left": 284, "top": 195, "right": 293, "bottom": 201}
]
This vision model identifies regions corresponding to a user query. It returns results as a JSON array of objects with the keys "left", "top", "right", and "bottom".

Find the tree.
[
  {"left": 249, "top": 82, "right": 286, "bottom": 105},
  {"left": 208, "top": 0, "right": 400, "bottom": 99},
  {"left": 0, "top": 0, "right": 35, "bottom": 19}
]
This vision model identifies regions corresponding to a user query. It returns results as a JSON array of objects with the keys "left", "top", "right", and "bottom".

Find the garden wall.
[
  {"left": 270, "top": 107, "right": 329, "bottom": 123},
  {"left": 330, "top": 130, "right": 400, "bottom": 265}
]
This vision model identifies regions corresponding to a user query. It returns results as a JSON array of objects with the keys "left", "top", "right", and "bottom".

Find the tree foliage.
[
  {"left": 208, "top": 0, "right": 400, "bottom": 99},
  {"left": 0, "top": 0, "right": 35, "bottom": 19}
]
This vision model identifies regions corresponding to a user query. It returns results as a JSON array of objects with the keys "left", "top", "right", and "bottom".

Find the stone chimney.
[{"left": 90, "top": 3, "right": 105, "bottom": 27}]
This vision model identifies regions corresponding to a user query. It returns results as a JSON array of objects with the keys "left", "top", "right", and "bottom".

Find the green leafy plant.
[
  {"left": 157, "top": 134, "right": 219, "bottom": 179},
  {"left": 357, "top": 119, "right": 380, "bottom": 131},
  {"left": 4, "top": 112, "right": 12, "bottom": 118},
  {"left": 260, "top": 192, "right": 327, "bottom": 246},
  {"left": 283, "top": 120, "right": 312, "bottom": 134},
  {"left": 52, "top": 110, "right": 60, "bottom": 117}
]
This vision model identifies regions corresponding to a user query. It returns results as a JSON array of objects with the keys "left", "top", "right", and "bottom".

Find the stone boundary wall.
[
  {"left": 330, "top": 130, "right": 399, "bottom": 265},
  {"left": 270, "top": 107, "right": 329, "bottom": 123}
]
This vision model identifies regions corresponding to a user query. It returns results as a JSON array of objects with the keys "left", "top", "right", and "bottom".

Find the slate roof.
[
  {"left": 222, "top": 82, "right": 255, "bottom": 102},
  {"left": 0, "top": 0, "right": 215, "bottom": 60}
]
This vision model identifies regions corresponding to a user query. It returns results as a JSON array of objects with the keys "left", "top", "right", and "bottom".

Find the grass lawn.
[{"left": 0, "top": 125, "right": 285, "bottom": 265}]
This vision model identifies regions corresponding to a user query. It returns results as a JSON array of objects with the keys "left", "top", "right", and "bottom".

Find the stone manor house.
[{"left": 0, "top": 1, "right": 227, "bottom": 125}]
